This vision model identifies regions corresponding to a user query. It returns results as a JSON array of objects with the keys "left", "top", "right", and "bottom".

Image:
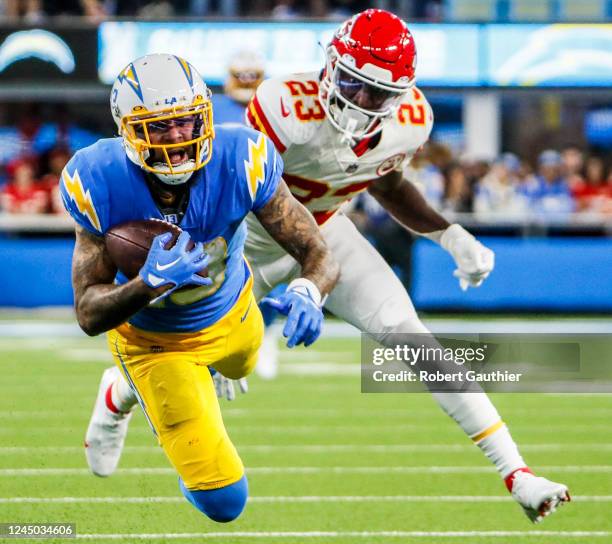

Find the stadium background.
[{"left": 1, "top": 1, "right": 611, "bottom": 542}]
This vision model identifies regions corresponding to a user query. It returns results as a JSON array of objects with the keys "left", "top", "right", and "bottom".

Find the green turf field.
[{"left": 1, "top": 321, "right": 611, "bottom": 543}]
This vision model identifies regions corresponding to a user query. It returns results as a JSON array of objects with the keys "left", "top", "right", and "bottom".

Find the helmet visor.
[{"left": 334, "top": 66, "right": 403, "bottom": 113}]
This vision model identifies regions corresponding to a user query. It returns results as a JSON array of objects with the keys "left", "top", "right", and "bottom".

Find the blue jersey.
[
  {"left": 212, "top": 94, "right": 248, "bottom": 125},
  {"left": 60, "top": 125, "right": 282, "bottom": 333}
]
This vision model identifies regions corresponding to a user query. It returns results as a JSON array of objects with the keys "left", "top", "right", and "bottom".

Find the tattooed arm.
[
  {"left": 254, "top": 181, "right": 340, "bottom": 296},
  {"left": 72, "top": 225, "right": 170, "bottom": 336},
  {"left": 368, "top": 170, "right": 449, "bottom": 235}
]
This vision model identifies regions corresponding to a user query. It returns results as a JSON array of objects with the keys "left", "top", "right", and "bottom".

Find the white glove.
[
  {"left": 212, "top": 372, "right": 248, "bottom": 401},
  {"left": 440, "top": 224, "right": 494, "bottom": 291}
]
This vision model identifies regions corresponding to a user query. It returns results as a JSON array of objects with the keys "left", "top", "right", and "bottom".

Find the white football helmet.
[{"left": 110, "top": 54, "right": 214, "bottom": 185}]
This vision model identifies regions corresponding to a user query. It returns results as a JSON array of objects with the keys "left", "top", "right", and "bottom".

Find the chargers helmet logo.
[{"left": 0, "top": 29, "right": 75, "bottom": 73}]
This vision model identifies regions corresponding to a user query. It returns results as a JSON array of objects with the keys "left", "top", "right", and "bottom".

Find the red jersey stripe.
[{"left": 252, "top": 96, "right": 287, "bottom": 153}]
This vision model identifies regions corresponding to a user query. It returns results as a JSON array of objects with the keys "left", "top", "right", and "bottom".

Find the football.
[{"left": 104, "top": 219, "right": 209, "bottom": 283}]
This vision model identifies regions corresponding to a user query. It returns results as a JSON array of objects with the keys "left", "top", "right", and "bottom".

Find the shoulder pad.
[
  {"left": 395, "top": 87, "right": 434, "bottom": 144},
  {"left": 246, "top": 75, "right": 323, "bottom": 150},
  {"left": 59, "top": 144, "right": 109, "bottom": 235},
  {"left": 217, "top": 124, "right": 284, "bottom": 211}
]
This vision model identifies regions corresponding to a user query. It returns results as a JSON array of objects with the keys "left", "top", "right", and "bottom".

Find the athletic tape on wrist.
[{"left": 287, "top": 278, "right": 323, "bottom": 307}]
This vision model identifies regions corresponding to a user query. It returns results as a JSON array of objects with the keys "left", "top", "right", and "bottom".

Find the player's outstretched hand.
[
  {"left": 210, "top": 368, "right": 248, "bottom": 401},
  {"left": 260, "top": 279, "right": 324, "bottom": 348},
  {"left": 441, "top": 224, "right": 495, "bottom": 291},
  {"left": 139, "top": 231, "right": 212, "bottom": 297}
]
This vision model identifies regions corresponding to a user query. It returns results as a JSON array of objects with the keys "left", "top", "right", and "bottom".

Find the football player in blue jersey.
[
  {"left": 209, "top": 49, "right": 287, "bottom": 380},
  {"left": 60, "top": 53, "right": 339, "bottom": 523}
]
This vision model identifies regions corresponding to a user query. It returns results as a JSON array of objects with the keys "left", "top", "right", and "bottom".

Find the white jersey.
[
  {"left": 246, "top": 71, "right": 434, "bottom": 225},
  {"left": 244, "top": 71, "right": 434, "bottom": 344}
]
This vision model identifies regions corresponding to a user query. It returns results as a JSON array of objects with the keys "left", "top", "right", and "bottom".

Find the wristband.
[
  {"left": 287, "top": 277, "right": 323, "bottom": 307},
  {"left": 439, "top": 224, "right": 475, "bottom": 252}
]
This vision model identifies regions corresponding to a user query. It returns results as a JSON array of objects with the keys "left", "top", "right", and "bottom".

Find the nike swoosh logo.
[
  {"left": 156, "top": 256, "right": 181, "bottom": 271},
  {"left": 280, "top": 97, "right": 291, "bottom": 118},
  {"left": 240, "top": 300, "right": 252, "bottom": 323}
]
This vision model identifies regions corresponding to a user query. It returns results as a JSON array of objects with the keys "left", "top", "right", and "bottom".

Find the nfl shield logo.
[{"left": 345, "top": 163, "right": 359, "bottom": 174}]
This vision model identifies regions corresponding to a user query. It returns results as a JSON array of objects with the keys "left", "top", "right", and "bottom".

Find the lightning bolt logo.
[
  {"left": 62, "top": 169, "right": 101, "bottom": 233},
  {"left": 174, "top": 55, "right": 194, "bottom": 87},
  {"left": 244, "top": 134, "right": 268, "bottom": 200},
  {"left": 116, "top": 63, "right": 144, "bottom": 101}
]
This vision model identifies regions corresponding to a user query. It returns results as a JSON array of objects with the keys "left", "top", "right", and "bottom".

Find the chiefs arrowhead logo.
[
  {"left": 376, "top": 153, "right": 407, "bottom": 176},
  {"left": 280, "top": 97, "right": 291, "bottom": 118}
]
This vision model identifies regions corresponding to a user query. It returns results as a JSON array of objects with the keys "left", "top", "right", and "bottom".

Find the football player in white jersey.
[
  {"left": 86, "top": 9, "right": 570, "bottom": 523},
  {"left": 244, "top": 9, "right": 570, "bottom": 522}
]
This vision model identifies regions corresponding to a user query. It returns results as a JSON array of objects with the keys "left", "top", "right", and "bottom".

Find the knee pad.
[{"left": 179, "top": 475, "right": 248, "bottom": 523}]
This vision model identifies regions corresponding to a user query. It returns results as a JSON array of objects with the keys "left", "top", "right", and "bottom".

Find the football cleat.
[
  {"left": 506, "top": 468, "right": 570, "bottom": 523},
  {"left": 84, "top": 366, "right": 133, "bottom": 477},
  {"left": 255, "top": 328, "right": 279, "bottom": 380}
]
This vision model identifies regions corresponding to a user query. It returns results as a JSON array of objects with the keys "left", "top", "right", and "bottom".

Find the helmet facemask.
[
  {"left": 120, "top": 93, "right": 214, "bottom": 186},
  {"left": 320, "top": 48, "right": 411, "bottom": 142}
]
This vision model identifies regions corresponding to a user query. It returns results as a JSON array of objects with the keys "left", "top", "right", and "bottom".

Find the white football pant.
[{"left": 245, "top": 211, "right": 526, "bottom": 479}]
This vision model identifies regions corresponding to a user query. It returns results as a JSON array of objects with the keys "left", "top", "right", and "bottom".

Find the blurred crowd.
[
  {"left": 0, "top": 106, "right": 100, "bottom": 215},
  {"left": 347, "top": 143, "right": 612, "bottom": 287},
  {"left": 0, "top": 0, "right": 441, "bottom": 20},
  {"left": 413, "top": 143, "right": 612, "bottom": 217},
  {"left": 351, "top": 143, "right": 612, "bottom": 228},
  {"left": 1, "top": 93, "right": 610, "bottom": 221},
  {"left": 2, "top": 111, "right": 610, "bottom": 219}
]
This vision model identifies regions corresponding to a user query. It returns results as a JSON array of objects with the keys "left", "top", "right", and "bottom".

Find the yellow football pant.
[{"left": 107, "top": 282, "right": 263, "bottom": 490}]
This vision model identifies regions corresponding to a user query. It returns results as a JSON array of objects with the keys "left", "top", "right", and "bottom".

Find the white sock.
[
  {"left": 433, "top": 392, "right": 526, "bottom": 479},
  {"left": 110, "top": 373, "right": 138, "bottom": 413}
]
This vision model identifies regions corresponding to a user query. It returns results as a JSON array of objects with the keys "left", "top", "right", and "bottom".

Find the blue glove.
[
  {"left": 140, "top": 231, "right": 212, "bottom": 299},
  {"left": 260, "top": 281, "right": 323, "bottom": 348}
]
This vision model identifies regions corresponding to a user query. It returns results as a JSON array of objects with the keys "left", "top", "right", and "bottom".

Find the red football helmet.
[{"left": 319, "top": 9, "right": 417, "bottom": 141}]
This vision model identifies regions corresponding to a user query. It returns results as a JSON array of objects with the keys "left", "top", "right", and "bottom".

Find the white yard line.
[
  {"left": 2, "top": 319, "right": 612, "bottom": 339},
  {"left": 3, "top": 407, "right": 612, "bottom": 419},
  {"left": 2, "top": 423, "right": 611, "bottom": 434},
  {"left": 0, "top": 495, "right": 609, "bottom": 504},
  {"left": 74, "top": 530, "right": 612, "bottom": 539},
  {"left": 1, "top": 465, "right": 610, "bottom": 476},
  {"left": 0, "top": 323, "right": 85, "bottom": 337},
  {"left": 1, "top": 443, "right": 612, "bottom": 454},
  {"left": 281, "top": 362, "right": 359, "bottom": 376},
  {"left": 62, "top": 349, "right": 114, "bottom": 362}
]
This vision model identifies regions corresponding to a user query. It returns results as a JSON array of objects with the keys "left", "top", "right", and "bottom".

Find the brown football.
[{"left": 104, "top": 219, "right": 209, "bottom": 284}]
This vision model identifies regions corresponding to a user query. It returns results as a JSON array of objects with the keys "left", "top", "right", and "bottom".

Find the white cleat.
[
  {"left": 255, "top": 327, "right": 279, "bottom": 380},
  {"left": 509, "top": 469, "right": 571, "bottom": 523},
  {"left": 84, "top": 366, "right": 133, "bottom": 477}
]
